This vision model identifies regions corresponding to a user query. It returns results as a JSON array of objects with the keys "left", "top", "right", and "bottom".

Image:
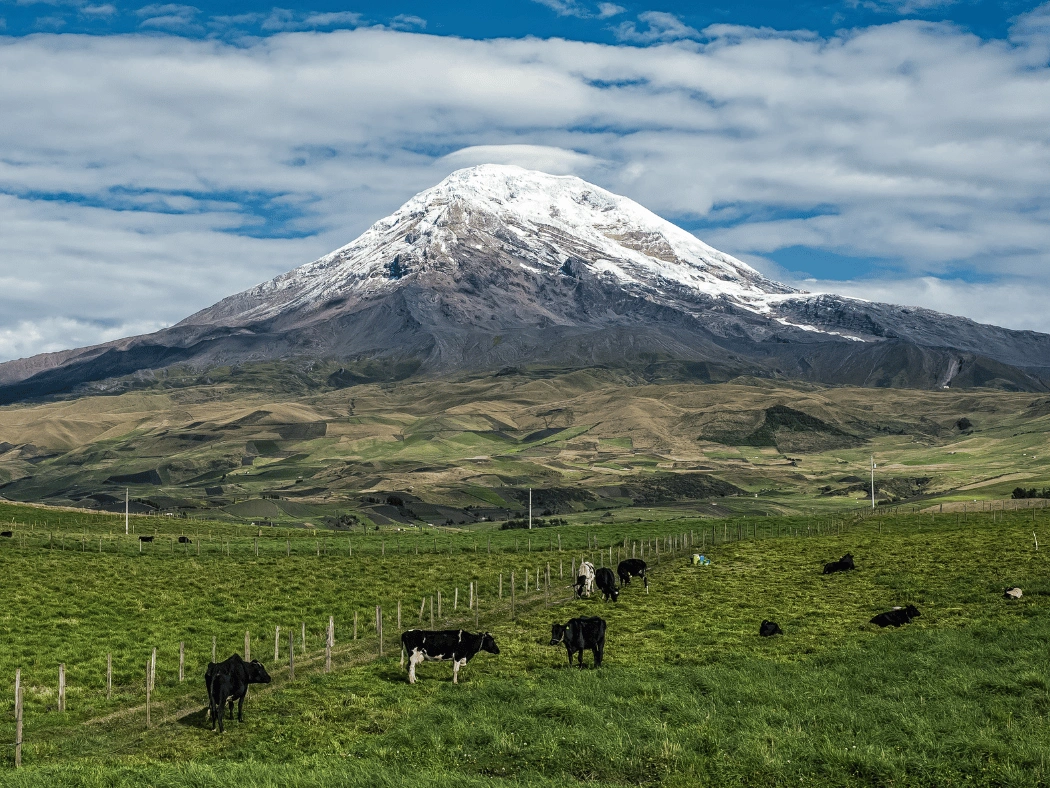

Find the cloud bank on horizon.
[{"left": 1, "top": 1, "right": 1050, "bottom": 361}]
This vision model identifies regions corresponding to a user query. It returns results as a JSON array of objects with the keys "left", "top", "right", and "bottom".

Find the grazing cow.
[
  {"left": 549, "top": 616, "right": 606, "bottom": 668},
  {"left": 1004, "top": 587, "right": 1023, "bottom": 599},
  {"left": 0, "top": 531, "right": 11, "bottom": 538},
  {"left": 204, "top": 654, "right": 271, "bottom": 733},
  {"left": 574, "top": 561, "right": 596, "bottom": 599},
  {"left": 139, "top": 535, "right": 154, "bottom": 543},
  {"left": 617, "top": 558, "right": 649, "bottom": 591},
  {"left": 823, "top": 553, "right": 855, "bottom": 574},
  {"left": 178, "top": 536, "right": 192, "bottom": 544},
  {"left": 400, "top": 629, "right": 500, "bottom": 684},
  {"left": 870, "top": 605, "right": 921, "bottom": 628},
  {"left": 759, "top": 620, "right": 783, "bottom": 637},
  {"left": 594, "top": 567, "right": 619, "bottom": 602}
]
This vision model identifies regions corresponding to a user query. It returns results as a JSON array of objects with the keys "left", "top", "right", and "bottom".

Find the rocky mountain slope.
[{"left": 2, "top": 164, "right": 1049, "bottom": 403}]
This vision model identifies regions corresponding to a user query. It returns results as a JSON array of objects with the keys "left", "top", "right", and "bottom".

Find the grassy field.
[{"left": 0, "top": 500, "right": 1047, "bottom": 787}]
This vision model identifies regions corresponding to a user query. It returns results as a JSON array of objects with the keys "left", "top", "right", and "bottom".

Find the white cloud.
[
  {"left": 2, "top": 20, "right": 1050, "bottom": 359},
  {"left": 260, "top": 8, "right": 362, "bottom": 31},
  {"left": 613, "top": 11, "right": 700, "bottom": 43},
  {"left": 438, "top": 145, "right": 608, "bottom": 176},
  {"left": 135, "top": 3, "right": 198, "bottom": 29},
  {"left": 597, "top": 3, "right": 626, "bottom": 19},
  {"left": 532, "top": 0, "right": 590, "bottom": 18},
  {"left": 848, "top": 0, "right": 959, "bottom": 15},
  {"left": 390, "top": 14, "right": 426, "bottom": 31},
  {"left": 80, "top": 4, "right": 117, "bottom": 17}
]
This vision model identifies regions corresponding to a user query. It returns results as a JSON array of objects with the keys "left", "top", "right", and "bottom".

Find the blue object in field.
[{"left": 691, "top": 553, "right": 711, "bottom": 566}]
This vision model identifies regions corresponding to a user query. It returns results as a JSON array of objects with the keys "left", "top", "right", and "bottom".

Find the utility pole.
[
  {"left": 125, "top": 488, "right": 130, "bottom": 535},
  {"left": 528, "top": 488, "right": 532, "bottom": 529},
  {"left": 871, "top": 456, "right": 876, "bottom": 510}
]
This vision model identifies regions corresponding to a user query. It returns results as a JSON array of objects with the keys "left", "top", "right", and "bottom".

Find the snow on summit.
[{"left": 196, "top": 164, "right": 798, "bottom": 325}]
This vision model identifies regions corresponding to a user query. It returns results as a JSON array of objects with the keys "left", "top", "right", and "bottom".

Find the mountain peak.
[{"left": 189, "top": 164, "right": 797, "bottom": 328}]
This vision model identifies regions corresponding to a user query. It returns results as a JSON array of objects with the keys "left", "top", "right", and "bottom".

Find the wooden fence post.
[
  {"left": 301, "top": 622, "right": 307, "bottom": 657},
  {"left": 58, "top": 663, "right": 66, "bottom": 712},
  {"left": 499, "top": 573, "right": 503, "bottom": 599},
  {"left": 145, "top": 660, "right": 150, "bottom": 728},
  {"left": 454, "top": 587, "right": 458, "bottom": 611},
  {"left": 354, "top": 612, "right": 358, "bottom": 640},
  {"left": 419, "top": 597, "right": 426, "bottom": 622},
  {"left": 437, "top": 590, "right": 442, "bottom": 620},
  {"left": 179, "top": 642, "right": 185, "bottom": 682},
  {"left": 511, "top": 572, "right": 516, "bottom": 618},
  {"left": 150, "top": 648, "right": 156, "bottom": 693},
  {"left": 325, "top": 616, "right": 333, "bottom": 673},
  {"left": 274, "top": 626, "right": 280, "bottom": 662},
  {"left": 376, "top": 606, "right": 383, "bottom": 655},
  {"left": 397, "top": 600, "right": 402, "bottom": 631},
  {"left": 245, "top": 630, "right": 250, "bottom": 661},
  {"left": 107, "top": 653, "right": 112, "bottom": 699},
  {"left": 14, "top": 669, "right": 22, "bottom": 768},
  {"left": 288, "top": 632, "right": 294, "bottom": 681},
  {"left": 212, "top": 636, "right": 217, "bottom": 663}
]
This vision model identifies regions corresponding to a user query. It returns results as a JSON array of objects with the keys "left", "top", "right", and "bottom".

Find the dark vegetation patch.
[
  {"left": 499, "top": 517, "right": 568, "bottom": 529},
  {"left": 623, "top": 473, "right": 745, "bottom": 505},
  {"left": 104, "top": 469, "right": 164, "bottom": 485},
  {"left": 507, "top": 487, "right": 596, "bottom": 515}
]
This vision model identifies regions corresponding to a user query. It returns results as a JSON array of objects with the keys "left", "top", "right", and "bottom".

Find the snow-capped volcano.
[
  {"left": 188, "top": 164, "right": 797, "bottom": 328},
  {"left": 2, "top": 164, "right": 1050, "bottom": 402}
]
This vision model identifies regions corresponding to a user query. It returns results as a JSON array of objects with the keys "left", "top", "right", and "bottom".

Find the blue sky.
[
  {"left": 1, "top": 1, "right": 1050, "bottom": 359},
  {"left": 1, "top": 0, "right": 1039, "bottom": 40}
]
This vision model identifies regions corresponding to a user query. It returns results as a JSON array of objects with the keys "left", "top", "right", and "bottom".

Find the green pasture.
[{"left": 0, "top": 501, "right": 1047, "bottom": 786}]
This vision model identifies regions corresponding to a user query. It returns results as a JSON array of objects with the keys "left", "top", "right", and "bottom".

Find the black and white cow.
[
  {"left": 616, "top": 558, "right": 648, "bottom": 591},
  {"left": 178, "top": 536, "right": 192, "bottom": 544},
  {"left": 549, "top": 616, "right": 606, "bottom": 668},
  {"left": 399, "top": 629, "right": 500, "bottom": 684},
  {"left": 759, "top": 619, "right": 783, "bottom": 637},
  {"left": 594, "top": 567, "right": 619, "bottom": 602},
  {"left": 869, "top": 605, "right": 921, "bottom": 628},
  {"left": 574, "top": 561, "right": 596, "bottom": 599},
  {"left": 204, "top": 654, "right": 271, "bottom": 733},
  {"left": 139, "top": 535, "right": 154, "bottom": 543},
  {"left": 823, "top": 553, "right": 855, "bottom": 574}
]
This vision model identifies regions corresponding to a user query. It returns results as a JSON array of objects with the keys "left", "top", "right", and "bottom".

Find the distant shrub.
[
  {"left": 1011, "top": 487, "right": 1050, "bottom": 499},
  {"left": 499, "top": 518, "right": 567, "bottom": 530}
]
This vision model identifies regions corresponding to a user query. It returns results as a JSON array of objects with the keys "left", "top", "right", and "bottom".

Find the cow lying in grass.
[
  {"left": 400, "top": 629, "right": 500, "bottom": 684},
  {"left": 205, "top": 654, "right": 271, "bottom": 733},
  {"left": 550, "top": 616, "right": 606, "bottom": 668},
  {"left": 759, "top": 620, "right": 783, "bottom": 637},
  {"left": 870, "top": 605, "right": 921, "bottom": 628},
  {"left": 823, "top": 553, "right": 855, "bottom": 574}
]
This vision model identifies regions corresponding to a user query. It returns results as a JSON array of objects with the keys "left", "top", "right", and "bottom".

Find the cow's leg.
[
  {"left": 453, "top": 658, "right": 465, "bottom": 684},
  {"left": 400, "top": 645, "right": 405, "bottom": 669},
  {"left": 408, "top": 650, "right": 424, "bottom": 684},
  {"left": 594, "top": 643, "right": 603, "bottom": 668},
  {"left": 237, "top": 692, "right": 246, "bottom": 722}
]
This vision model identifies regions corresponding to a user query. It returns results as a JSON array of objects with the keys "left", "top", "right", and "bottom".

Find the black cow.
[
  {"left": 594, "top": 567, "right": 619, "bottom": 602},
  {"left": 0, "top": 531, "right": 11, "bottom": 538},
  {"left": 823, "top": 553, "right": 855, "bottom": 574},
  {"left": 178, "top": 536, "right": 192, "bottom": 544},
  {"left": 870, "top": 605, "right": 921, "bottom": 628},
  {"left": 139, "top": 535, "right": 154, "bottom": 543},
  {"left": 617, "top": 559, "right": 648, "bottom": 591},
  {"left": 400, "top": 629, "right": 500, "bottom": 684},
  {"left": 204, "top": 654, "right": 271, "bottom": 733},
  {"left": 759, "top": 619, "right": 783, "bottom": 637},
  {"left": 549, "top": 616, "right": 606, "bottom": 668}
]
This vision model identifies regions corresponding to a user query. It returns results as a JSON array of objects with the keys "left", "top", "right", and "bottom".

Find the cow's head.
[
  {"left": 481, "top": 632, "right": 500, "bottom": 655},
  {"left": 608, "top": 586, "right": 619, "bottom": 602},
  {"left": 904, "top": 605, "right": 920, "bottom": 619},
  {"left": 246, "top": 659, "right": 272, "bottom": 684},
  {"left": 549, "top": 623, "right": 567, "bottom": 646}
]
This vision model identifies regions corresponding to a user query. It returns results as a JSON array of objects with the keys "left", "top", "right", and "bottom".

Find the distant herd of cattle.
[{"left": 165, "top": 548, "right": 1020, "bottom": 732}]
